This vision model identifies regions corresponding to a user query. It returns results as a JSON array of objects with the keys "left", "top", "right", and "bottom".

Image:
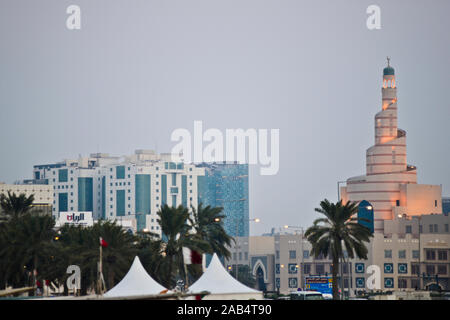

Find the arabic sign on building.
[
  {"left": 59, "top": 212, "right": 93, "bottom": 227},
  {"left": 305, "top": 276, "right": 333, "bottom": 294}
]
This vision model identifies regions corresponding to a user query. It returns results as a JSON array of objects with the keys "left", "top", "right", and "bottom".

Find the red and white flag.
[
  {"left": 182, "top": 247, "right": 202, "bottom": 265},
  {"left": 100, "top": 237, "right": 108, "bottom": 248}
]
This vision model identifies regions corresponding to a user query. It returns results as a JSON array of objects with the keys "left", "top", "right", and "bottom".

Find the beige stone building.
[
  {"left": 227, "top": 213, "right": 450, "bottom": 296},
  {"left": 0, "top": 183, "right": 53, "bottom": 216}
]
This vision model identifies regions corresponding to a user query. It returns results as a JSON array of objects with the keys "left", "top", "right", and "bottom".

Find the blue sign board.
[{"left": 305, "top": 276, "right": 333, "bottom": 295}]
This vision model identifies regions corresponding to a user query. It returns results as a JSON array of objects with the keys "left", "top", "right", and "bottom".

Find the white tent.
[
  {"left": 104, "top": 256, "right": 167, "bottom": 298},
  {"left": 188, "top": 253, "right": 263, "bottom": 300}
]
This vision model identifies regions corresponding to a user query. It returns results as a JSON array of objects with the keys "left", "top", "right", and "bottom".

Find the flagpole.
[
  {"left": 183, "top": 259, "right": 189, "bottom": 291},
  {"left": 98, "top": 237, "right": 105, "bottom": 295}
]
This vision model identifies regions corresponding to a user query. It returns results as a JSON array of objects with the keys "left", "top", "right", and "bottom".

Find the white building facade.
[{"left": 31, "top": 150, "right": 205, "bottom": 233}]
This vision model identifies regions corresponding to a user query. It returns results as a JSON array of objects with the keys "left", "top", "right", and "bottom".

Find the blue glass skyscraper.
[{"left": 197, "top": 162, "right": 249, "bottom": 237}]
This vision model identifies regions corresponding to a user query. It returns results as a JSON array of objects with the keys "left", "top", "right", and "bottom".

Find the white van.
[{"left": 290, "top": 291, "right": 324, "bottom": 300}]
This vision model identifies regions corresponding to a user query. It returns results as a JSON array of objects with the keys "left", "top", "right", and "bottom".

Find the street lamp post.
[{"left": 417, "top": 215, "right": 422, "bottom": 290}]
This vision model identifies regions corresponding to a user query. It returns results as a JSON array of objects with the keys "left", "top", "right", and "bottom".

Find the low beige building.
[
  {"left": 0, "top": 183, "right": 53, "bottom": 216},
  {"left": 227, "top": 212, "right": 450, "bottom": 296}
]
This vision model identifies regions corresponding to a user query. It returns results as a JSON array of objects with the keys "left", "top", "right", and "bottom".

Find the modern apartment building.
[
  {"left": 29, "top": 150, "right": 205, "bottom": 233},
  {"left": 197, "top": 162, "right": 249, "bottom": 237}
]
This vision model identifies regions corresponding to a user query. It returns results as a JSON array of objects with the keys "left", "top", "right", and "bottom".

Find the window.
[
  {"left": 445, "top": 224, "right": 449, "bottom": 232},
  {"left": 398, "top": 263, "right": 408, "bottom": 274},
  {"left": 399, "top": 250, "right": 406, "bottom": 259},
  {"left": 384, "top": 278, "right": 394, "bottom": 289},
  {"left": 303, "top": 264, "right": 311, "bottom": 274},
  {"left": 288, "top": 278, "right": 298, "bottom": 288},
  {"left": 412, "top": 250, "right": 420, "bottom": 259},
  {"left": 276, "top": 251, "right": 280, "bottom": 259},
  {"left": 396, "top": 200, "right": 400, "bottom": 207},
  {"left": 342, "top": 263, "right": 349, "bottom": 274},
  {"left": 411, "top": 263, "right": 420, "bottom": 275},
  {"left": 289, "top": 250, "right": 296, "bottom": 259},
  {"left": 385, "top": 250, "right": 392, "bottom": 259},
  {"left": 429, "top": 224, "right": 433, "bottom": 233},
  {"left": 315, "top": 264, "right": 325, "bottom": 275},
  {"left": 405, "top": 225, "right": 412, "bottom": 234},
  {"left": 172, "top": 195, "right": 177, "bottom": 207},
  {"left": 355, "top": 263, "right": 365, "bottom": 273},
  {"left": 435, "top": 200, "right": 438, "bottom": 207},
  {"left": 426, "top": 265, "right": 435, "bottom": 275},
  {"left": 384, "top": 263, "right": 394, "bottom": 273},
  {"left": 238, "top": 252, "right": 242, "bottom": 261},
  {"left": 244, "top": 252, "right": 248, "bottom": 260},
  {"left": 434, "top": 224, "right": 438, "bottom": 233},
  {"left": 303, "top": 250, "right": 310, "bottom": 259},
  {"left": 275, "top": 264, "right": 280, "bottom": 274},
  {"left": 356, "top": 278, "right": 365, "bottom": 288},
  {"left": 398, "top": 279, "right": 408, "bottom": 289},
  {"left": 171, "top": 173, "right": 176, "bottom": 186},
  {"left": 426, "top": 250, "right": 436, "bottom": 260},
  {"left": 288, "top": 264, "right": 298, "bottom": 274},
  {"left": 343, "top": 278, "right": 350, "bottom": 288},
  {"left": 438, "top": 250, "right": 448, "bottom": 261},
  {"left": 437, "top": 265, "right": 447, "bottom": 275},
  {"left": 58, "top": 169, "right": 68, "bottom": 182}
]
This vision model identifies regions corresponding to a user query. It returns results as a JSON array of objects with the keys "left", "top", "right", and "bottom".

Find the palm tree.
[
  {"left": 189, "top": 203, "right": 233, "bottom": 259},
  {"left": 0, "top": 213, "right": 56, "bottom": 292},
  {"left": 304, "top": 199, "right": 373, "bottom": 300},
  {"left": 57, "top": 224, "right": 99, "bottom": 295},
  {"left": 136, "top": 232, "right": 165, "bottom": 285},
  {"left": 0, "top": 191, "right": 35, "bottom": 219},
  {"left": 58, "top": 220, "right": 137, "bottom": 294},
  {"left": 156, "top": 204, "right": 209, "bottom": 288},
  {"left": 92, "top": 221, "right": 137, "bottom": 290}
]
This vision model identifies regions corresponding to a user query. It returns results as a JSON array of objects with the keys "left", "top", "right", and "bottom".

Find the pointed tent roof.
[
  {"left": 188, "top": 253, "right": 261, "bottom": 294},
  {"left": 104, "top": 256, "right": 167, "bottom": 298}
]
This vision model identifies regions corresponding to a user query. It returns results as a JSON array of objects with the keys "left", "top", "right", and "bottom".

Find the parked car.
[
  {"left": 290, "top": 291, "right": 324, "bottom": 300},
  {"left": 322, "top": 293, "right": 333, "bottom": 300}
]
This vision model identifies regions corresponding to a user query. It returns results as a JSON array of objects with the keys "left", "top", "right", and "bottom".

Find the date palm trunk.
[{"left": 332, "top": 256, "right": 339, "bottom": 300}]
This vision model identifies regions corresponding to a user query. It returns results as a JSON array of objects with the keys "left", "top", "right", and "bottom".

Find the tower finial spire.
[{"left": 387, "top": 56, "right": 390, "bottom": 67}]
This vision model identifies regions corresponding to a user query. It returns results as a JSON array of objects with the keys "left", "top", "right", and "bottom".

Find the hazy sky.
[{"left": 1, "top": 0, "right": 449, "bottom": 235}]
